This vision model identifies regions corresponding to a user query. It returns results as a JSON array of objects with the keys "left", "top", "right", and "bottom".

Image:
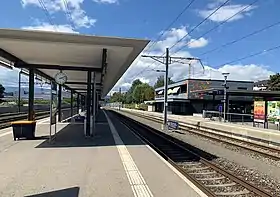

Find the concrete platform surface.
[{"left": 0, "top": 110, "right": 205, "bottom": 197}]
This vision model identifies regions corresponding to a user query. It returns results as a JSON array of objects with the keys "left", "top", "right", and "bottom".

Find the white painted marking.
[
  {"left": 61, "top": 113, "right": 80, "bottom": 123},
  {"left": 103, "top": 111, "right": 153, "bottom": 197},
  {"left": 119, "top": 116, "right": 208, "bottom": 197},
  {"left": 37, "top": 117, "right": 50, "bottom": 124}
]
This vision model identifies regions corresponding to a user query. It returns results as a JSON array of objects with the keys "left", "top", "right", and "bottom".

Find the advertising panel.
[
  {"left": 253, "top": 101, "right": 265, "bottom": 123},
  {"left": 267, "top": 101, "right": 280, "bottom": 122}
]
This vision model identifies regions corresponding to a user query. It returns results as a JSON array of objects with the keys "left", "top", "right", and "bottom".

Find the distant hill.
[{"left": 3, "top": 86, "right": 71, "bottom": 100}]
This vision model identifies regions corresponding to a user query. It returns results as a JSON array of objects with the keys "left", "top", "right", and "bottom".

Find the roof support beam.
[
  {"left": 14, "top": 63, "right": 103, "bottom": 72},
  {"left": 0, "top": 48, "right": 77, "bottom": 93},
  {"left": 73, "top": 88, "right": 101, "bottom": 91},
  {"left": 65, "top": 81, "right": 102, "bottom": 86},
  {"left": 0, "top": 48, "right": 21, "bottom": 63}
]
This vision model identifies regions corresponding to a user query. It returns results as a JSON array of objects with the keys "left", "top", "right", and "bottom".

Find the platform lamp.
[
  {"left": 222, "top": 72, "right": 230, "bottom": 122},
  {"left": 18, "top": 69, "right": 29, "bottom": 112}
]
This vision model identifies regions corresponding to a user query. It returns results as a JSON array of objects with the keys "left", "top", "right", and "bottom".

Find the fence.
[
  {"left": 203, "top": 110, "right": 253, "bottom": 124},
  {"left": 203, "top": 110, "right": 280, "bottom": 130}
]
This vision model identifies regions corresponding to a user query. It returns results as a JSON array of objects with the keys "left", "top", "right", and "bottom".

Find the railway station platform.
[
  {"left": 119, "top": 108, "right": 280, "bottom": 150},
  {"left": 0, "top": 110, "right": 206, "bottom": 197}
]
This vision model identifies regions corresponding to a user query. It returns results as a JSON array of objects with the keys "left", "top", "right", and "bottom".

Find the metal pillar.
[
  {"left": 86, "top": 71, "right": 92, "bottom": 136},
  {"left": 92, "top": 72, "right": 96, "bottom": 135},
  {"left": 28, "top": 68, "right": 34, "bottom": 121},
  {"left": 96, "top": 92, "right": 99, "bottom": 115},
  {"left": 18, "top": 71, "right": 21, "bottom": 112},
  {"left": 222, "top": 73, "right": 229, "bottom": 122},
  {"left": 58, "top": 85, "right": 62, "bottom": 122},
  {"left": 81, "top": 95, "right": 85, "bottom": 111},
  {"left": 163, "top": 48, "right": 169, "bottom": 130},
  {"left": 91, "top": 75, "right": 95, "bottom": 116},
  {"left": 77, "top": 93, "right": 80, "bottom": 113},
  {"left": 70, "top": 90, "right": 73, "bottom": 117}
]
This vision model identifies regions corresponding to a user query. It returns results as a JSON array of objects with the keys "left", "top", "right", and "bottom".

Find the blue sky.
[{"left": 0, "top": 0, "right": 279, "bottom": 92}]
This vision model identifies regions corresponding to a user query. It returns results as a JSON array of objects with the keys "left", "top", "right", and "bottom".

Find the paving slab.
[{"left": 0, "top": 119, "right": 132, "bottom": 197}]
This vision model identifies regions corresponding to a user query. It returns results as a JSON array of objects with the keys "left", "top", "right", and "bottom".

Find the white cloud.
[
  {"left": 109, "top": 26, "right": 273, "bottom": 94},
  {"left": 171, "top": 63, "right": 274, "bottom": 82},
  {"left": 151, "top": 26, "right": 192, "bottom": 53},
  {"left": 188, "top": 37, "right": 208, "bottom": 48},
  {"left": 21, "top": 0, "right": 96, "bottom": 28},
  {"left": 22, "top": 23, "right": 78, "bottom": 33},
  {"left": 199, "top": 2, "right": 257, "bottom": 22},
  {"left": 93, "top": 0, "right": 118, "bottom": 4}
]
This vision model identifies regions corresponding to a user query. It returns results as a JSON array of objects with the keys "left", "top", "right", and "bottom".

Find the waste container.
[{"left": 11, "top": 121, "right": 36, "bottom": 141}]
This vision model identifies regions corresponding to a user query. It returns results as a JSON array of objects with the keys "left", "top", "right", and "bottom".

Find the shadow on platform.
[
  {"left": 25, "top": 187, "right": 79, "bottom": 197},
  {"left": 35, "top": 111, "right": 145, "bottom": 148}
]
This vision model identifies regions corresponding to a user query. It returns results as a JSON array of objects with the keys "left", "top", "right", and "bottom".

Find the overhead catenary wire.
[
  {"left": 125, "top": 0, "right": 198, "bottom": 81},
  {"left": 217, "top": 44, "right": 280, "bottom": 67},
  {"left": 172, "top": 0, "right": 259, "bottom": 55},
  {"left": 167, "top": 0, "right": 231, "bottom": 53},
  {"left": 38, "top": 0, "right": 58, "bottom": 31},
  {"left": 145, "top": 0, "right": 197, "bottom": 54},
  {"left": 199, "top": 19, "right": 280, "bottom": 57},
  {"left": 130, "top": 0, "right": 232, "bottom": 82},
  {"left": 62, "top": 0, "right": 76, "bottom": 29}
]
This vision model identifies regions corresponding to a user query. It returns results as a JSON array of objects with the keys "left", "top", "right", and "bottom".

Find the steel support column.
[
  {"left": 18, "top": 71, "right": 21, "bottom": 112},
  {"left": 91, "top": 72, "right": 96, "bottom": 136},
  {"left": 93, "top": 72, "right": 96, "bottom": 121},
  {"left": 77, "top": 93, "right": 80, "bottom": 114},
  {"left": 96, "top": 92, "right": 99, "bottom": 115},
  {"left": 58, "top": 85, "right": 62, "bottom": 122},
  {"left": 91, "top": 77, "right": 94, "bottom": 116},
  {"left": 86, "top": 71, "right": 92, "bottom": 137},
  {"left": 70, "top": 90, "right": 73, "bottom": 117},
  {"left": 28, "top": 68, "right": 34, "bottom": 121}
]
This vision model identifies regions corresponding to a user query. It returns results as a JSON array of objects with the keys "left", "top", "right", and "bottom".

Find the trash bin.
[{"left": 11, "top": 121, "right": 36, "bottom": 141}]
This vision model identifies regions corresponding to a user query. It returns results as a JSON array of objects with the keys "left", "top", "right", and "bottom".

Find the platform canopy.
[{"left": 0, "top": 28, "right": 149, "bottom": 97}]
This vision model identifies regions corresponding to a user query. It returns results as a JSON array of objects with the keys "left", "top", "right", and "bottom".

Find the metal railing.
[
  {"left": 202, "top": 110, "right": 253, "bottom": 124},
  {"left": 203, "top": 110, "right": 280, "bottom": 131}
]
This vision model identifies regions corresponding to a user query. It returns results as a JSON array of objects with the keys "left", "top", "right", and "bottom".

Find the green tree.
[
  {"left": 125, "top": 79, "right": 143, "bottom": 104},
  {"left": 125, "top": 92, "right": 133, "bottom": 104},
  {"left": 153, "top": 75, "right": 174, "bottom": 89},
  {"left": 267, "top": 73, "right": 280, "bottom": 91},
  {"left": 133, "top": 83, "right": 154, "bottom": 103},
  {"left": 109, "top": 92, "right": 125, "bottom": 103},
  {"left": 0, "top": 84, "right": 5, "bottom": 98}
]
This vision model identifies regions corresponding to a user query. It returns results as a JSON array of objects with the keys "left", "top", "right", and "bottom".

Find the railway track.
[
  {"left": 111, "top": 110, "right": 272, "bottom": 197},
  {"left": 0, "top": 108, "right": 73, "bottom": 129},
  {"left": 121, "top": 110, "right": 280, "bottom": 161}
]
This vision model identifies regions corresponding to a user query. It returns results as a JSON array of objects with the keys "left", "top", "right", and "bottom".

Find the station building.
[{"left": 153, "top": 78, "right": 254, "bottom": 115}]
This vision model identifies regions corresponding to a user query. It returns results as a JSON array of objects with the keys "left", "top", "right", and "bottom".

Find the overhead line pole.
[
  {"left": 163, "top": 48, "right": 169, "bottom": 130},
  {"left": 142, "top": 48, "right": 203, "bottom": 131}
]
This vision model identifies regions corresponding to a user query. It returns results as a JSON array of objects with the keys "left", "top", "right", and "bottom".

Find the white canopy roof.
[{"left": 0, "top": 28, "right": 149, "bottom": 97}]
